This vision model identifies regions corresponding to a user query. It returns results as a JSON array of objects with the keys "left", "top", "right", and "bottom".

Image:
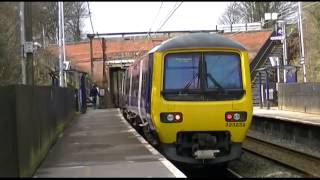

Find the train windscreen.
[
  {"left": 163, "top": 52, "right": 244, "bottom": 101},
  {"left": 204, "top": 53, "right": 242, "bottom": 90},
  {"left": 164, "top": 53, "right": 201, "bottom": 90}
]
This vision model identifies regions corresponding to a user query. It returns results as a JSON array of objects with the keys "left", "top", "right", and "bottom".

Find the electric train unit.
[{"left": 119, "top": 32, "right": 253, "bottom": 165}]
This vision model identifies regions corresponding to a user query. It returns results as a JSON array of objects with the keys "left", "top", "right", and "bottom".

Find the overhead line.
[
  {"left": 149, "top": 2, "right": 164, "bottom": 32},
  {"left": 87, "top": 2, "right": 95, "bottom": 34},
  {"left": 157, "top": 2, "right": 178, "bottom": 28},
  {"left": 156, "top": 2, "right": 183, "bottom": 32}
]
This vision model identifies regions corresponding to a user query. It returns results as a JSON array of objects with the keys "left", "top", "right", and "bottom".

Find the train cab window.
[
  {"left": 164, "top": 53, "right": 201, "bottom": 90},
  {"left": 162, "top": 52, "right": 244, "bottom": 101},
  {"left": 204, "top": 53, "right": 242, "bottom": 90}
]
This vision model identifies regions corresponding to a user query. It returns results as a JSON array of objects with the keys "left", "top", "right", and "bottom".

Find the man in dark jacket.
[{"left": 90, "top": 84, "right": 99, "bottom": 109}]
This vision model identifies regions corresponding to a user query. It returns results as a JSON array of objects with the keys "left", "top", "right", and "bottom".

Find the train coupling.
[
  {"left": 138, "top": 122, "right": 148, "bottom": 127},
  {"left": 194, "top": 149, "right": 220, "bottom": 160}
]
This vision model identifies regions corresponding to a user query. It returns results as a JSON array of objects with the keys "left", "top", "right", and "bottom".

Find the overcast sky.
[{"left": 83, "top": 2, "right": 230, "bottom": 34}]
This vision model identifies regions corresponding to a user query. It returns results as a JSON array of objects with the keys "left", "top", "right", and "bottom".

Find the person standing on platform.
[{"left": 90, "top": 84, "right": 99, "bottom": 109}]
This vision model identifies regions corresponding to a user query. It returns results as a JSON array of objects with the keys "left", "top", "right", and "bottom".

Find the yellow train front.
[{"left": 120, "top": 32, "right": 253, "bottom": 165}]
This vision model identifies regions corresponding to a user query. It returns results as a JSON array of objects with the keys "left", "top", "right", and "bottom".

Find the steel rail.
[{"left": 243, "top": 135, "right": 320, "bottom": 177}]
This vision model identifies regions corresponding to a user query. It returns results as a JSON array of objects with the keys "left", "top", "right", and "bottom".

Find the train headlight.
[
  {"left": 175, "top": 114, "right": 181, "bottom": 121},
  {"left": 233, "top": 113, "right": 240, "bottom": 121},
  {"left": 160, "top": 112, "right": 183, "bottom": 123},
  {"left": 225, "top": 112, "right": 247, "bottom": 122},
  {"left": 167, "top": 114, "right": 174, "bottom": 121}
]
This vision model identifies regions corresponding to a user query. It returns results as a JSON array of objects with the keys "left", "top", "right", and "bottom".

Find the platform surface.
[
  {"left": 34, "top": 108, "right": 185, "bottom": 178},
  {"left": 253, "top": 107, "right": 320, "bottom": 126}
]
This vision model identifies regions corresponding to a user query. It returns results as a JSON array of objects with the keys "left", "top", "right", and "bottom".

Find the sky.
[{"left": 83, "top": 2, "right": 230, "bottom": 35}]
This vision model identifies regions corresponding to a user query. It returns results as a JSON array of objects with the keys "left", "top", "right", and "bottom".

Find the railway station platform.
[
  {"left": 33, "top": 109, "right": 185, "bottom": 178},
  {"left": 253, "top": 107, "right": 320, "bottom": 126}
]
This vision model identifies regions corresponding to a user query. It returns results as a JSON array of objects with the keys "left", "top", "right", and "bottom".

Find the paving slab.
[
  {"left": 253, "top": 107, "right": 320, "bottom": 126},
  {"left": 34, "top": 108, "right": 185, "bottom": 178}
]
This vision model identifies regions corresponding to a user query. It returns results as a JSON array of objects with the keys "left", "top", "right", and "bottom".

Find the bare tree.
[
  {"left": 0, "top": 2, "right": 89, "bottom": 85},
  {"left": 64, "top": 2, "right": 89, "bottom": 42},
  {"left": 0, "top": 2, "right": 21, "bottom": 85},
  {"left": 32, "top": 2, "right": 88, "bottom": 44},
  {"left": 219, "top": 2, "right": 296, "bottom": 24},
  {"left": 219, "top": 2, "right": 242, "bottom": 25}
]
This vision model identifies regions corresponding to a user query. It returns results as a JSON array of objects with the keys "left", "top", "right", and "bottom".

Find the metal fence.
[{"left": 217, "top": 22, "right": 263, "bottom": 33}]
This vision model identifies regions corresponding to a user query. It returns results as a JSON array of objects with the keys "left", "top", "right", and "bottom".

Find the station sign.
[
  {"left": 63, "top": 61, "right": 71, "bottom": 70},
  {"left": 24, "top": 41, "right": 34, "bottom": 53},
  {"left": 270, "top": 36, "right": 284, "bottom": 41},
  {"left": 269, "top": 56, "right": 279, "bottom": 67}
]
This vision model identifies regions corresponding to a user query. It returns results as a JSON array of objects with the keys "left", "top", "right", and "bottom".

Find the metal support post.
[
  {"left": 276, "top": 57, "right": 280, "bottom": 91},
  {"left": 282, "top": 21, "right": 287, "bottom": 83},
  {"left": 61, "top": 2, "right": 67, "bottom": 87},
  {"left": 19, "top": 2, "right": 26, "bottom": 84},
  {"left": 25, "top": 2, "right": 34, "bottom": 85},
  {"left": 58, "top": 2, "right": 64, "bottom": 87},
  {"left": 259, "top": 72, "right": 263, "bottom": 109},
  {"left": 266, "top": 71, "right": 270, "bottom": 109},
  {"left": 102, "top": 38, "right": 106, "bottom": 86},
  {"left": 89, "top": 36, "right": 94, "bottom": 76},
  {"left": 298, "top": 2, "right": 307, "bottom": 83}
]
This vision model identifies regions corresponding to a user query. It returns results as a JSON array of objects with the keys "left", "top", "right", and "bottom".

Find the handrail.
[{"left": 250, "top": 31, "right": 277, "bottom": 80}]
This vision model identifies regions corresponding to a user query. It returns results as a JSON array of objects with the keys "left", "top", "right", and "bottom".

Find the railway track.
[
  {"left": 174, "top": 164, "right": 241, "bottom": 178},
  {"left": 243, "top": 135, "right": 320, "bottom": 177},
  {"left": 126, "top": 113, "right": 317, "bottom": 177}
]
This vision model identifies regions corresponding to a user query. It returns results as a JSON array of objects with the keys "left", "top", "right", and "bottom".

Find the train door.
[{"left": 109, "top": 67, "right": 125, "bottom": 108}]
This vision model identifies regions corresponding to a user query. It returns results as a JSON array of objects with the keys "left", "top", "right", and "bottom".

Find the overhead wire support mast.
[
  {"left": 87, "top": 2, "right": 96, "bottom": 77},
  {"left": 62, "top": 2, "right": 67, "bottom": 87},
  {"left": 19, "top": 2, "right": 26, "bottom": 84},
  {"left": 58, "top": 2, "right": 64, "bottom": 87},
  {"left": 298, "top": 2, "right": 306, "bottom": 83},
  {"left": 87, "top": 2, "right": 95, "bottom": 34},
  {"left": 23, "top": 2, "right": 34, "bottom": 85}
]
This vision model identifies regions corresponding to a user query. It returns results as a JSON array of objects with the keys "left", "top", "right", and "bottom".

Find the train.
[{"left": 119, "top": 32, "right": 253, "bottom": 166}]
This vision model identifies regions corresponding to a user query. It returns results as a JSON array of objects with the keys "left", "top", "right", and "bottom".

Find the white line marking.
[
  {"left": 117, "top": 109, "right": 186, "bottom": 178},
  {"left": 227, "top": 168, "right": 242, "bottom": 178},
  {"left": 160, "top": 159, "right": 186, "bottom": 178}
]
